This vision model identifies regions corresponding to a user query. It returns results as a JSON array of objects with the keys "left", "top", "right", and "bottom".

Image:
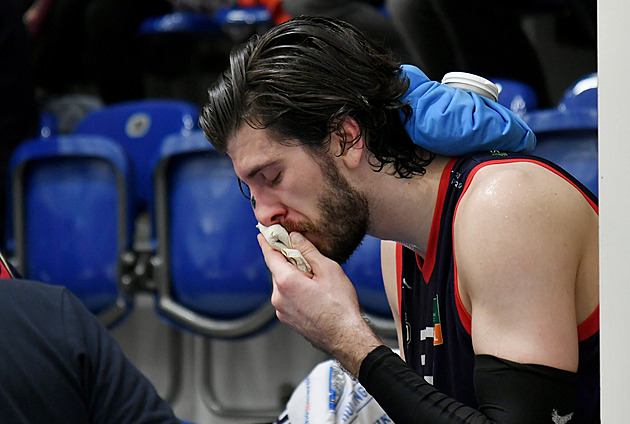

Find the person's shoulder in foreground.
[{"left": 0, "top": 276, "right": 182, "bottom": 424}]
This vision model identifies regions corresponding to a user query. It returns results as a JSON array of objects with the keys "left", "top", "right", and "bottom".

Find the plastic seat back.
[
  {"left": 74, "top": 99, "right": 199, "bottom": 209},
  {"left": 8, "top": 136, "right": 133, "bottom": 326},
  {"left": 524, "top": 73, "right": 598, "bottom": 196},
  {"left": 38, "top": 111, "right": 57, "bottom": 138},
  {"left": 153, "top": 131, "right": 275, "bottom": 338},
  {"left": 138, "top": 11, "right": 222, "bottom": 35},
  {"left": 558, "top": 73, "right": 597, "bottom": 111},
  {"left": 493, "top": 78, "right": 539, "bottom": 117},
  {"left": 139, "top": 6, "right": 272, "bottom": 41}
]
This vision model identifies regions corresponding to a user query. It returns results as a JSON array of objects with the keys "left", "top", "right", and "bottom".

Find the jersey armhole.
[
  {"left": 453, "top": 264, "right": 472, "bottom": 335},
  {"left": 578, "top": 305, "right": 599, "bottom": 342}
]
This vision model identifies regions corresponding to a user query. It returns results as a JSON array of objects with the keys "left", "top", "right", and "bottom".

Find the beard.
[{"left": 283, "top": 154, "right": 369, "bottom": 264}]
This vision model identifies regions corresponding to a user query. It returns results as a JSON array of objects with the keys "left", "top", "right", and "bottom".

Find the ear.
[{"left": 330, "top": 115, "right": 365, "bottom": 170}]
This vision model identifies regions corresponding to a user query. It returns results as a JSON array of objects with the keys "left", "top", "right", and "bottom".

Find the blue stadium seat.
[
  {"left": 138, "top": 11, "right": 221, "bottom": 35},
  {"left": 152, "top": 130, "right": 278, "bottom": 419},
  {"left": 493, "top": 78, "right": 539, "bottom": 117},
  {"left": 73, "top": 99, "right": 199, "bottom": 210},
  {"left": 7, "top": 136, "right": 134, "bottom": 327},
  {"left": 152, "top": 131, "right": 275, "bottom": 337},
  {"left": 38, "top": 111, "right": 57, "bottom": 138},
  {"left": 214, "top": 5, "right": 271, "bottom": 25},
  {"left": 558, "top": 72, "right": 597, "bottom": 111},
  {"left": 342, "top": 235, "right": 395, "bottom": 338},
  {"left": 139, "top": 6, "right": 272, "bottom": 41},
  {"left": 523, "top": 73, "right": 598, "bottom": 196},
  {"left": 214, "top": 5, "right": 273, "bottom": 40}
]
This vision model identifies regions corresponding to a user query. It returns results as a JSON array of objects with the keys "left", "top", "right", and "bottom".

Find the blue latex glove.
[{"left": 400, "top": 65, "right": 536, "bottom": 155}]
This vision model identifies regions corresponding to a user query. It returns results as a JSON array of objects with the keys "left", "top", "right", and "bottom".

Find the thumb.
[{"left": 289, "top": 232, "right": 323, "bottom": 263}]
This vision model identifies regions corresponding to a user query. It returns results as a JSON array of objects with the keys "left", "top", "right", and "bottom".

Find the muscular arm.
[
  {"left": 454, "top": 162, "right": 597, "bottom": 371},
  {"left": 376, "top": 236, "right": 580, "bottom": 424},
  {"left": 359, "top": 345, "right": 578, "bottom": 424}
]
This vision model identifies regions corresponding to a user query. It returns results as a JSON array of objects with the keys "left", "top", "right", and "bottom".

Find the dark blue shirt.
[{"left": 0, "top": 256, "right": 180, "bottom": 424}]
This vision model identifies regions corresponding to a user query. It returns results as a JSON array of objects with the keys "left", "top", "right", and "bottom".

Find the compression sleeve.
[
  {"left": 399, "top": 64, "right": 536, "bottom": 156},
  {"left": 359, "top": 346, "right": 490, "bottom": 423},
  {"left": 359, "top": 346, "right": 579, "bottom": 424}
]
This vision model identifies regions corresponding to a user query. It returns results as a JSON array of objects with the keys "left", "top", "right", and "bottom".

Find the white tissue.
[{"left": 257, "top": 223, "right": 312, "bottom": 274}]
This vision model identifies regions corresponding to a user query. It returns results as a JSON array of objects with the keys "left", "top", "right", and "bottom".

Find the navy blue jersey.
[{"left": 397, "top": 151, "right": 599, "bottom": 422}]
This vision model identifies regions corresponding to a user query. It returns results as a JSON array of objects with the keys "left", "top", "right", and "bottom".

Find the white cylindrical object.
[{"left": 442, "top": 72, "right": 499, "bottom": 102}]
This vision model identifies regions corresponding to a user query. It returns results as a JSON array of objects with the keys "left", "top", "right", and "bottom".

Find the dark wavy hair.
[{"left": 199, "top": 16, "right": 434, "bottom": 178}]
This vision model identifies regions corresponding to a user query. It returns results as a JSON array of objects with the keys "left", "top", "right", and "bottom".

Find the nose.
[{"left": 250, "top": 189, "right": 286, "bottom": 227}]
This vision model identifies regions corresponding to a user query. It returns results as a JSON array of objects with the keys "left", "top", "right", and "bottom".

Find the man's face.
[{"left": 228, "top": 125, "right": 369, "bottom": 263}]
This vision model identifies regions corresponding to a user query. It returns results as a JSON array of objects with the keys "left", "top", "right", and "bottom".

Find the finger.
[
  {"left": 257, "top": 233, "right": 312, "bottom": 279},
  {"left": 258, "top": 235, "right": 291, "bottom": 304},
  {"left": 257, "top": 233, "right": 285, "bottom": 268},
  {"left": 289, "top": 231, "right": 327, "bottom": 269}
]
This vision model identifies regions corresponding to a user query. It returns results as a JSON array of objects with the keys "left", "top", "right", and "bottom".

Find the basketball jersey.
[{"left": 397, "top": 151, "right": 600, "bottom": 421}]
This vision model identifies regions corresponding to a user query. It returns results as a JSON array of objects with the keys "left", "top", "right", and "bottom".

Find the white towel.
[{"left": 275, "top": 359, "right": 392, "bottom": 424}]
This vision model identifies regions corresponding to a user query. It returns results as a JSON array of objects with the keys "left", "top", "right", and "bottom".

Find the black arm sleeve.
[{"left": 358, "top": 346, "right": 578, "bottom": 424}]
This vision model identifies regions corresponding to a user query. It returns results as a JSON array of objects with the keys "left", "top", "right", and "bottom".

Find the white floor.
[{"left": 111, "top": 293, "right": 330, "bottom": 424}]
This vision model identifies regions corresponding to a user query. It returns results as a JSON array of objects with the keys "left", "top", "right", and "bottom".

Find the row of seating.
[
  {"left": 8, "top": 98, "right": 394, "bottom": 420},
  {"left": 7, "top": 121, "right": 394, "bottom": 333},
  {"left": 139, "top": 5, "right": 274, "bottom": 42}
]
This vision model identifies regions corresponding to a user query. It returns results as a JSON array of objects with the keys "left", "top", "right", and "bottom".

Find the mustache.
[{"left": 282, "top": 219, "right": 318, "bottom": 235}]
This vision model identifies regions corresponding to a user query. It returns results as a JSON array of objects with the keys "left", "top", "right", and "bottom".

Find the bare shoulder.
[
  {"left": 457, "top": 161, "right": 596, "bottom": 239},
  {"left": 454, "top": 162, "right": 597, "bottom": 267},
  {"left": 453, "top": 161, "right": 598, "bottom": 370}
]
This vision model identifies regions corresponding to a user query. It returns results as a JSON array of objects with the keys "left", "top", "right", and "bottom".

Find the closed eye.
[
  {"left": 268, "top": 172, "right": 282, "bottom": 187},
  {"left": 260, "top": 166, "right": 282, "bottom": 187}
]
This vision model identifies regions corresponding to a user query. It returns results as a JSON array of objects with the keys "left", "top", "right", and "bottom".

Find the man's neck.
[{"left": 364, "top": 156, "right": 452, "bottom": 256}]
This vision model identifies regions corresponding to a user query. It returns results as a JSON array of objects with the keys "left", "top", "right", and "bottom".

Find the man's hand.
[{"left": 257, "top": 231, "right": 383, "bottom": 376}]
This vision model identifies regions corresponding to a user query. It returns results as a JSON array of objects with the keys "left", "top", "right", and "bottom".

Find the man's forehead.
[{"left": 227, "top": 125, "right": 289, "bottom": 176}]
